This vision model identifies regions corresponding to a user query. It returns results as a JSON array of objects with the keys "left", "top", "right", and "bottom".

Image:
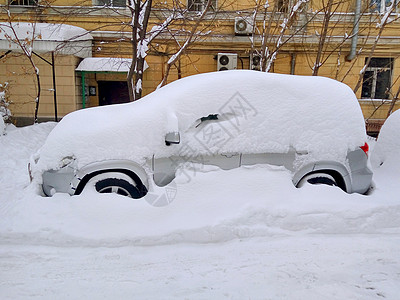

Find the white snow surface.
[
  {"left": 1, "top": 120, "right": 400, "bottom": 299},
  {"left": 76, "top": 57, "right": 149, "bottom": 72},
  {"left": 371, "top": 109, "right": 400, "bottom": 168},
  {"left": 0, "top": 22, "right": 92, "bottom": 42},
  {"left": 32, "top": 71, "right": 367, "bottom": 176},
  {"left": 0, "top": 22, "right": 93, "bottom": 57},
  {"left": 1, "top": 121, "right": 400, "bottom": 299}
]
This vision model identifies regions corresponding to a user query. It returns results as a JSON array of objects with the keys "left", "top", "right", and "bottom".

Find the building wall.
[
  {"left": 0, "top": 52, "right": 80, "bottom": 124},
  {"left": 0, "top": 0, "right": 399, "bottom": 130}
]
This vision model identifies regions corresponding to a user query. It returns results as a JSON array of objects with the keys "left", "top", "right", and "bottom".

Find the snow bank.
[
  {"left": 371, "top": 109, "right": 400, "bottom": 168},
  {"left": 33, "top": 71, "right": 366, "bottom": 175},
  {"left": 2, "top": 123, "right": 399, "bottom": 248},
  {"left": 1, "top": 121, "right": 399, "bottom": 300}
]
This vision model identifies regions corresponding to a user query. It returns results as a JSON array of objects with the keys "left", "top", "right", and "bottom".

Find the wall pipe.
[
  {"left": 81, "top": 71, "right": 86, "bottom": 109},
  {"left": 346, "top": 0, "right": 361, "bottom": 61}
]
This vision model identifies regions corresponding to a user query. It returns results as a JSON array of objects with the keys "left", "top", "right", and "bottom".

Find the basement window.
[
  {"left": 9, "top": 0, "right": 37, "bottom": 5},
  {"left": 94, "top": 0, "right": 126, "bottom": 7},
  {"left": 361, "top": 58, "right": 393, "bottom": 99},
  {"left": 188, "top": 0, "right": 217, "bottom": 11}
]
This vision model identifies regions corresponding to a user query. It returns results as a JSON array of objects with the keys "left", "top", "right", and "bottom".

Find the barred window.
[
  {"left": 188, "top": 0, "right": 217, "bottom": 12},
  {"left": 94, "top": 0, "right": 126, "bottom": 7},
  {"left": 9, "top": 0, "right": 37, "bottom": 5}
]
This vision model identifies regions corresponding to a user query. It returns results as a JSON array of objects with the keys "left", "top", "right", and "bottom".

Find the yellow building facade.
[{"left": 0, "top": 0, "right": 399, "bottom": 134}]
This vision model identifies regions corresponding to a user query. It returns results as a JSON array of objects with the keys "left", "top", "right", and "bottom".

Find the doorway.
[{"left": 98, "top": 81, "right": 130, "bottom": 106}]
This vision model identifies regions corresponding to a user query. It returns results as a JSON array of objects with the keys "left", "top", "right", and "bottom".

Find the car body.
[
  {"left": 29, "top": 70, "right": 373, "bottom": 198},
  {"left": 371, "top": 109, "right": 400, "bottom": 168}
]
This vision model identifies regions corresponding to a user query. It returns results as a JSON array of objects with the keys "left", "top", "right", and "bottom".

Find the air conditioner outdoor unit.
[
  {"left": 217, "top": 53, "right": 238, "bottom": 71},
  {"left": 234, "top": 17, "right": 254, "bottom": 35},
  {"left": 250, "top": 53, "right": 261, "bottom": 71}
]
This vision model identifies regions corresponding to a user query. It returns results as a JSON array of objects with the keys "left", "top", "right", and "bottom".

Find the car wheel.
[
  {"left": 297, "top": 173, "right": 338, "bottom": 188},
  {"left": 87, "top": 172, "right": 142, "bottom": 198}
]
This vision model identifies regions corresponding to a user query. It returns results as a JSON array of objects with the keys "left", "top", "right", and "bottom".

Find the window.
[
  {"left": 369, "top": 0, "right": 396, "bottom": 13},
  {"left": 188, "top": 0, "right": 217, "bottom": 12},
  {"left": 94, "top": 0, "right": 126, "bottom": 7},
  {"left": 276, "top": 0, "right": 290, "bottom": 13},
  {"left": 361, "top": 58, "right": 393, "bottom": 99},
  {"left": 9, "top": 0, "right": 37, "bottom": 5}
]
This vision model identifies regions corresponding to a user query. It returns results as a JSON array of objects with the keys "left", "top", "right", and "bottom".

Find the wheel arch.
[
  {"left": 70, "top": 160, "right": 149, "bottom": 196},
  {"left": 293, "top": 161, "right": 351, "bottom": 192}
]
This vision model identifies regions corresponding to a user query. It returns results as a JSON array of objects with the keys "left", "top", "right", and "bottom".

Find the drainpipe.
[
  {"left": 81, "top": 71, "right": 86, "bottom": 109},
  {"left": 290, "top": 53, "right": 296, "bottom": 75},
  {"left": 51, "top": 52, "right": 58, "bottom": 122},
  {"left": 346, "top": 0, "right": 361, "bottom": 61}
]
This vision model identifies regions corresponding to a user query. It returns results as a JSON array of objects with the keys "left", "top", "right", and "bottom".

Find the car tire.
[
  {"left": 297, "top": 173, "right": 338, "bottom": 188},
  {"left": 87, "top": 172, "right": 142, "bottom": 198}
]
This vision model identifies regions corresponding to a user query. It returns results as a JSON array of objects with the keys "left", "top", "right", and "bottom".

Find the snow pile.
[
  {"left": 0, "top": 122, "right": 56, "bottom": 202},
  {"left": 0, "top": 22, "right": 92, "bottom": 42},
  {"left": 32, "top": 71, "right": 367, "bottom": 176},
  {"left": 1, "top": 122, "right": 399, "bottom": 248},
  {"left": 371, "top": 109, "right": 400, "bottom": 168},
  {"left": 1, "top": 122, "right": 400, "bottom": 299}
]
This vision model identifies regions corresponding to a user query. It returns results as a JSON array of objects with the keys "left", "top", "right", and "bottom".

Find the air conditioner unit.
[
  {"left": 250, "top": 53, "right": 261, "bottom": 71},
  {"left": 234, "top": 17, "right": 254, "bottom": 35},
  {"left": 217, "top": 53, "right": 238, "bottom": 71}
]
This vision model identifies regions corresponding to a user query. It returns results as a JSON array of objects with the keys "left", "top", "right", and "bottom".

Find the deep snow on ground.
[{"left": 1, "top": 122, "right": 400, "bottom": 299}]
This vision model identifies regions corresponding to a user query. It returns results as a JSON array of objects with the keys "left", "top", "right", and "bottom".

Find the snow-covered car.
[
  {"left": 371, "top": 109, "right": 400, "bottom": 168},
  {"left": 29, "top": 70, "right": 373, "bottom": 198}
]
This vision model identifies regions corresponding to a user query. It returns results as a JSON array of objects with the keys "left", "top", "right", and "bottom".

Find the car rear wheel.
[
  {"left": 86, "top": 172, "right": 141, "bottom": 198},
  {"left": 297, "top": 173, "right": 338, "bottom": 188}
]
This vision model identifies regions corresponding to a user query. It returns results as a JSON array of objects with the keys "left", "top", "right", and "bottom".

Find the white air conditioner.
[
  {"left": 217, "top": 53, "right": 238, "bottom": 71},
  {"left": 250, "top": 53, "right": 261, "bottom": 71},
  {"left": 234, "top": 17, "right": 254, "bottom": 35}
]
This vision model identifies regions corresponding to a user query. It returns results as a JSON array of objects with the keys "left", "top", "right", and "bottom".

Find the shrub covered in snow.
[
  {"left": 0, "top": 82, "right": 11, "bottom": 135},
  {"left": 0, "top": 114, "right": 4, "bottom": 135},
  {"left": 371, "top": 109, "right": 400, "bottom": 167},
  {"left": 0, "top": 82, "right": 11, "bottom": 121}
]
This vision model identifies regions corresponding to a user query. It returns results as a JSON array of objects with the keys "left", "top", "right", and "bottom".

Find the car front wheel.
[{"left": 86, "top": 172, "right": 142, "bottom": 198}]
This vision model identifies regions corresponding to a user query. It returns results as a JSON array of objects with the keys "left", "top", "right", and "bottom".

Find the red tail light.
[{"left": 360, "top": 142, "right": 369, "bottom": 156}]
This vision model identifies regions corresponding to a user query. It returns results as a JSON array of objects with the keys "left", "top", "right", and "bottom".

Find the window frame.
[
  {"left": 361, "top": 58, "right": 394, "bottom": 100},
  {"left": 276, "top": 0, "right": 291, "bottom": 13},
  {"left": 187, "top": 0, "right": 217, "bottom": 12},
  {"left": 93, "top": 0, "right": 126, "bottom": 8},
  {"left": 369, "top": 0, "right": 399, "bottom": 13},
  {"left": 9, "top": 0, "right": 38, "bottom": 6}
]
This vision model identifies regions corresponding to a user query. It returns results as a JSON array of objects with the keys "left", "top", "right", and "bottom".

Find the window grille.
[
  {"left": 188, "top": 0, "right": 217, "bottom": 12},
  {"left": 94, "top": 0, "right": 126, "bottom": 7},
  {"left": 9, "top": 0, "right": 37, "bottom": 5}
]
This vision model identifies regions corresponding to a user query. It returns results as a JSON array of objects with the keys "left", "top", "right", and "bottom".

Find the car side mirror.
[{"left": 165, "top": 132, "right": 180, "bottom": 146}]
